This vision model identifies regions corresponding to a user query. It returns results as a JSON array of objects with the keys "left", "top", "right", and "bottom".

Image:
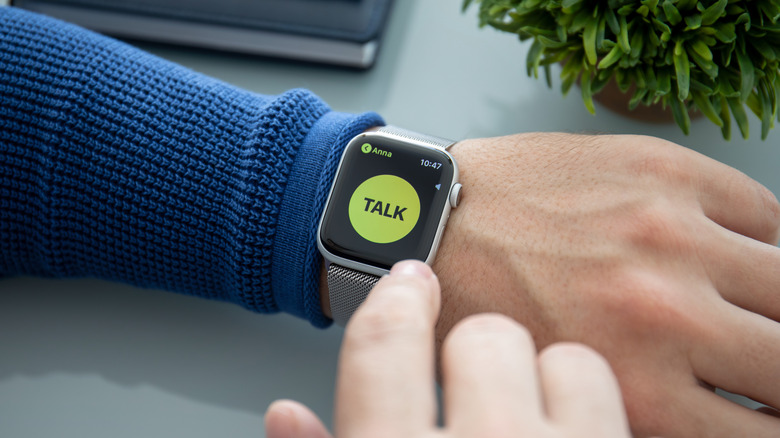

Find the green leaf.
[
  {"left": 777, "top": 85, "right": 780, "bottom": 123},
  {"left": 605, "top": 7, "right": 620, "bottom": 34},
  {"left": 591, "top": 72, "right": 611, "bottom": 93},
  {"left": 629, "top": 89, "right": 648, "bottom": 110},
  {"left": 561, "top": 54, "right": 584, "bottom": 95},
  {"left": 580, "top": 71, "right": 597, "bottom": 114},
  {"left": 519, "top": 26, "right": 558, "bottom": 37},
  {"left": 580, "top": 71, "right": 596, "bottom": 114},
  {"left": 652, "top": 18, "right": 672, "bottom": 36},
  {"left": 687, "top": 49, "right": 719, "bottom": 78},
  {"left": 698, "top": 26, "right": 717, "bottom": 36},
  {"left": 618, "top": 15, "right": 631, "bottom": 53},
  {"left": 544, "top": 63, "right": 554, "bottom": 88},
  {"left": 523, "top": 0, "right": 544, "bottom": 9},
  {"left": 557, "top": 24, "right": 568, "bottom": 43},
  {"left": 692, "top": 90, "right": 724, "bottom": 126},
  {"left": 701, "top": 0, "right": 727, "bottom": 26},
  {"left": 658, "top": 68, "right": 672, "bottom": 95},
  {"left": 759, "top": 81, "right": 775, "bottom": 140},
  {"left": 723, "top": 42, "right": 736, "bottom": 67},
  {"left": 720, "top": 97, "right": 732, "bottom": 140},
  {"left": 736, "top": 41, "right": 755, "bottom": 102},
  {"left": 669, "top": 95, "right": 691, "bottom": 135},
  {"left": 645, "top": 66, "right": 658, "bottom": 90},
  {"left": 615, "top": 69, "right": 630, "bottom": 92},
  {"left": 726, "top": 4, "right": 745, "bottom": 15},
  {"left": 746, "top": 89, "right": 761, "bottom": 116},
  {"left": 690, "top": 78, "right": 714, "bottom": 93},
  {"left": 630, "top": 30, "right": 644, "bottom": 59},
  {"left": 562, "top": 0, "right": 583, "bottom": 10},
  {"left": 715, "top": 23, "right": 737, "bottom": 43},
  {"left": 690, "top": 39, "right": 713, "bottom": 61},
  {"left": 759, "top": 1, "right": 780, "bottom": 22},
  {"left": 641, "top": 0, "right": 659, "bottom": 14},
  {"left": 538, "top": 35, "right": 570, "bottom": 49},
  {"left": 617, "top": 5, "right": 635, "bottom": 16},
  {"left": 596, "top": 15, "right": 607, "bottom": 50},
  {"left": 571, "top": 10, "right": 593, "bottom": 33},
  {"left": 717, "top": 73, "right": 741, "bottom": 98},
  {"left": 598, "top": 43, "right": 625, "bottom": 69},
  {"left": 684, "top": 14, "right": 702, "bottom": 30},
  {"left": 768, "top": 75, "right": 778, "bottom": 116},
  {"left": 561, "top": 74, "right": 578, "bottom": 96},
  {"left": 727, "top": 97, "right": 750, "bottom": 139},
  {"left": 735, "top": 12, "right": 751, "bottom": 31},
  {"left": 488, "top": 5, "right": 508, "bottom": 16},
  {"left": 526, "top": 39, "right": 544, "bottom": 78},
  {"left": 583, "top": 17, "right": 599, "bottom": 65},
  {"left": 635, "top": 68, "right": 648, "bottom": 89},
  {"left": 662, "top": 0, "right": 683, "bottom": 26},
  {"left": 674, "top": 40, "right": 691, "bottom": 100},
  {"left": 677, "top": 0, "right": 698, "bottom": 11},
  {"left": 750, "top": 39, "right": 777, "bottom": 62}
]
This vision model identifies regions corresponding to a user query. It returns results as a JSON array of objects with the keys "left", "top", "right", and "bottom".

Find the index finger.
[
  {"left": 334, "top": 261, "right": 441, "bottom": 437},
  {"left": 629, "top": 136, "right": 780, "bottom": 245},
  {"left": 686, "top": 147, "right": 780, "bottom": 245}
]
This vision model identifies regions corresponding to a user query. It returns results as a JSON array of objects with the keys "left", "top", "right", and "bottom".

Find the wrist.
[{"left": 430, "top": 133, "right": 550, "bottom": 342}]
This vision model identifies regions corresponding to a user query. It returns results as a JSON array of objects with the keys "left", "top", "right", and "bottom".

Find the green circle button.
[{"left": 348, "top": 175, "right": 420, "bottom": 244}]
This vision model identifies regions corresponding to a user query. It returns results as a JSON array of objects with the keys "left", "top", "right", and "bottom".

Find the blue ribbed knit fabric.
[{"left": 0, "top": 7, "right": 383, "bottom": 327}]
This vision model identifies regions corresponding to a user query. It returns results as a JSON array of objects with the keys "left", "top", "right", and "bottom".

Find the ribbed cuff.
[{"left": 271, "top": 109, "right": 384, "bottom": 328}]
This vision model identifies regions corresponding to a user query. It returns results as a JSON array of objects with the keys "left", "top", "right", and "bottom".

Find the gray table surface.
[{"left": 1, "top": 1, "right": 777, "bottom": 436}]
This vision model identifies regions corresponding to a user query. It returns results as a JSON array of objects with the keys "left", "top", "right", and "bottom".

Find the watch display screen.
[{"left": 319, "top": 134, "right": 456, "bottom": 270}]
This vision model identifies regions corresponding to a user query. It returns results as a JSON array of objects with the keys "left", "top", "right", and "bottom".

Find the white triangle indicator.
[{"left": 435, "top": 184, "right": 441, "bottom": 191}]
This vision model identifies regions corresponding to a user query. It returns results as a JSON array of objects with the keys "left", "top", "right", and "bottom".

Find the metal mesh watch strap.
[
  {"left": 376, "top": 125, "right": 456, "bottom": 150},
  {"left": 326, "top": 126, "right": 455, "bottom": 326},
  {"left": 327, "top": 263, "right": 381, "bottom": 326}
]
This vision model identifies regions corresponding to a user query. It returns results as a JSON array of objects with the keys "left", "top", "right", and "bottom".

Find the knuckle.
[
  {"left": 618, "top": 203, "right": 694, "bottom": 253},
  {"left": 757, "top": 184, "right": 780, "bottom": 238},
  {"left": 600, "top": 268, "right": 703, "bottom": 336},
  {"left": 632, "top": 146, "right": 691, "bottom": 185}
]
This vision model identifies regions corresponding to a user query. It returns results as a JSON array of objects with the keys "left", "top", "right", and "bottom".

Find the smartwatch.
[{"left": 317, "top": 126, "right": 462, "bottom": 326}]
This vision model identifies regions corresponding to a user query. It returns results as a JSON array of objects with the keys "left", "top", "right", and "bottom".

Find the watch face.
[{"left": 319, "top": 134, "right": 457, "bottom": 270}]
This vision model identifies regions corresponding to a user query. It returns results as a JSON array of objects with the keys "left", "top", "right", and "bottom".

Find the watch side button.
[{"left": 449, "top": 183, "right": 463, "bottom": 208}]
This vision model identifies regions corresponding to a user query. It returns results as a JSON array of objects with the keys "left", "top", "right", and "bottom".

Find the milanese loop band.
[
  {"left": 325, "top": 125, "right": 456, "bottom": 326},
  {"left": 328, "top": 263, "right": 381, "bottom": 326},
  {"left": 376, "top": 125, "right": 456, "bottom": 150}
]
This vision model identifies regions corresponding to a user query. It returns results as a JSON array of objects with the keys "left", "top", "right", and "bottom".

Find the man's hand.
[
  {"left": 434, "top": 133, "right": 780, "bottom": 437},
  {"left": 268, "top": 260, "right": 630, "bottom": 438}
]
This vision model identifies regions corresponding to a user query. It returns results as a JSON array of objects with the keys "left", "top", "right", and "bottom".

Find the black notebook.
[{"left": 11, "top": 0, "right": 394, "bottom": 68}]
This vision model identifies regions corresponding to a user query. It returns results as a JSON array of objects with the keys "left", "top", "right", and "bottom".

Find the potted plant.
[{"left": 463, "top": 0, "right": 780, "bottom": 140}]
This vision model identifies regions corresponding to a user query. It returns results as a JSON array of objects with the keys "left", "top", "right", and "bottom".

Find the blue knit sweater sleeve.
[{"left": 0, "top": 7, "right": 383, "bottom": 328}]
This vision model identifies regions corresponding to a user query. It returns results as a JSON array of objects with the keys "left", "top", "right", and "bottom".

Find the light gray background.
[{"left": 1, "top": 1, "right": 777, "bottom": 436}]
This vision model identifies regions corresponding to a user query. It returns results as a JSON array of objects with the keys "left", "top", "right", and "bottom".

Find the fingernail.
[
  {"left": 266, "top": 400, "right": 295, "bottom": 419},
  {"left": 390, "top": 260, "right": 434, "bottom": 278},
  {"left": 265, "top": 400, "right": 300, "bottom": 438}
]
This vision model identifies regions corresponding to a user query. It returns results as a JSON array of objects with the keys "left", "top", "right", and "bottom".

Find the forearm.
[{"left": 0, "top": 8, "right": 382, "bottom": 326}]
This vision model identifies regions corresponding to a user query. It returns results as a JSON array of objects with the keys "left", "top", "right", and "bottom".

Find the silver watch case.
[{"left": 317, "top": 128, "right": 460, "bottom": 278}]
